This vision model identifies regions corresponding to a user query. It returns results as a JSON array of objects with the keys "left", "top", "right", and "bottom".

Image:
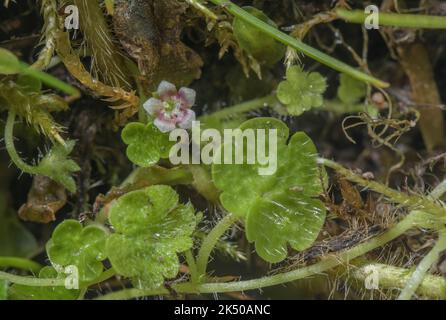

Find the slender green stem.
[
  {"left": 430, "top": 179, "right": 446, "bottom": 200},
  {"left": 83, "top": 268, "right": 116, "bottom": 288},
  {"left": 398, "top": 229, "right": 446, "bottom": 300},
  {"left": 337, "top": 9, "right": 446, "bottom": 29},
  {"left": 0, "top": 257, "right": 42, "bottom": 274},
  {"left": 0, "top": 268, "right": 116, "bottom": 289},
  {"left": 0, "top": 270, "right": 65, "bottom": 287},
  {"left": 5, "top": 111, "right": 40, "bottom": 175},
  {"left": 318, "top": 158, "right": 446, "bottom": 218},
  {"left": 98, "top": 162, "right": 446, "bottom": 300},
  {"left": 186, "top": 0, "right": 218, "bottom": 20},
  {"left": 97, "top": 211, "right": 422, "bottom": 300},
  {"left": 187, "top": 165, "right": 220, "bottom": 204},
  {"left": 185, "top": 250, "right": 199, "bottom": 284},
  {"left": 19, "top": 62, "right": 79, "bottom": 96},
  {"left": 196, "top": 213, "right": 238, "bottom": 277},
  {"left": 200, "top": 94, "right": 277, "bottom": 122},
  {"left": 207, "top": 0, "right": 388, "bottom": 88}
]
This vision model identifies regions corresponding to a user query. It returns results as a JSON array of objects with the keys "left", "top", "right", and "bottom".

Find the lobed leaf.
[
  {"left": 122, "top": 122, "right": 173, "bottom": 167},
  {"left": 46, "top": 220, "right": 108, "bottom": 283},
  {"left": 212, "top": 118, "right": 326, "bottom": 263},
  {"left": 337, "top": 73, "right": 367, "bottom": 105},
  {"left": 35, "top": 141, "right": 81, "bottom": 193},
  {"left": 277, "top": 66, "right": 327, "bottom": 116},
  {"left": 106, "top": 185, "right": 197, "bottom": 289}
]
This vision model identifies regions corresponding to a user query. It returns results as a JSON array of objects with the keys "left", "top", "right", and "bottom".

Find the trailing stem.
[
  {"left": 318, "top": 158, "right": 446, "bottom": 218},
  {"left": 398, "top": 229, "right": 446, "bottom": 300},
  {"left": 0, "top": 257, "right": 42, "bottom": 274},
  {"left": 196, "top": 213, "right": 238, "bottom": 277},
  {"left": 5, "top": 111, "right": 42, "bottom": 175},
  {"left": 349, "top": 263, "right": 446, "bottom": 299},
  {"left": 96, "top": 210, "right": 427, "bottom": 299}
]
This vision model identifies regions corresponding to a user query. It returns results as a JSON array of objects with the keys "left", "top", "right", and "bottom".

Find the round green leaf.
[
  {"left": 46, "top": 220, "right": 108, "bottom": 282},
  {"left": 277, "top": 66, "right": 327, "bottom": 116},
  {"left": 122, "top": 122, "right": 174, "bottom": 167},
  {"left": 212, "top": 118, "right": 326, "bottom": 263}
]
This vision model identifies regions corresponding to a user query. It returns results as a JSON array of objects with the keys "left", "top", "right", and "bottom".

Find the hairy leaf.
[
  {"left": 212, "top": 118, "right": 326, "bottom": 263},
  {"left": 277, "top": 66, "right": 327, "bottom": 116},
  {"left": 46, "top": 220, "right": 108, "bottom": 282},
  {"left": 35, "top": 141, "right": 81, "bottom": 193},
  {"left": 122, "top": 122, "right": 173, "bottom": 167},
  {"left": 106, "top": 185, "right": 196, "bottom": 289}
]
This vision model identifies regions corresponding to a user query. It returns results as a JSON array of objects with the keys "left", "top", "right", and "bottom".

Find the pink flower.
[{"left": 143, "top": 81, "right": 196, "bottom": 133}]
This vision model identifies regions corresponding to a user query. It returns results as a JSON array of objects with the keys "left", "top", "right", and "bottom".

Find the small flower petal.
[
  {"left": 178, "top": 109, "right": 196, "bottom": 130},
  {"left": 157, "top": 81, "right": 177, "bottom": 98},
  {"left": 143, "top": 98, "right": 163, "bottom": 116},
  {"left": 178, "top": 87, "right": 196, "bottom": 107},
  {"left": 154, "top": 117, "right": 176, "bottom": 133}
]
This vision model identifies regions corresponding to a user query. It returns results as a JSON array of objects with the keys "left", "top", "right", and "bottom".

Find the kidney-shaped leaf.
[
  {"left": 122, "top": 122, "right": 173, "bottom": 167},
  {"left": 212, "top": 118, "right": 326, "bottom": 263},
  {"left": 46, "top": 220, "right": 108, "bottom": 283}
]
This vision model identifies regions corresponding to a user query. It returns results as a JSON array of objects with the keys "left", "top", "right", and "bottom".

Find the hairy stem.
[
  {"left": 0, "top": 257, "right": 42, "bottom": 274},
  {"left": 187, "top": 165, "right": 221, "bottom": 204},
  {"left": 430, "top": 179, "right": 446, "bottom": 200},
  {"left": 350, "top": 263, "right": 446, "bottom": 299},
  {"left": 0, "top": 270, "right": 65, "bottom": 287},
  {"left": 207, "top": 0, "right": 388, "bottom": 87},
  {"left": 398, "top": 229, "right": 446, "bottom": 300},
  {"left": 318, "top": 158, "right": 446, "bottom": 218},
  {"left": 196, "top": 213, "right": 238, "bottom": 277},
  {"left": 185, "top": 250, "right": 199, "bottom": 284},
  {"left": 5, "top": 111, "right": 41, "bottom": 175},
  {"left": 97, "top": 211, "right": 423, "bottom": 299}
]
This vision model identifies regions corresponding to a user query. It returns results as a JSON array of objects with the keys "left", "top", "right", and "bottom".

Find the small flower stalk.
[{"left": 143, "top": 81, "right": 196, "bottom": 133}]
